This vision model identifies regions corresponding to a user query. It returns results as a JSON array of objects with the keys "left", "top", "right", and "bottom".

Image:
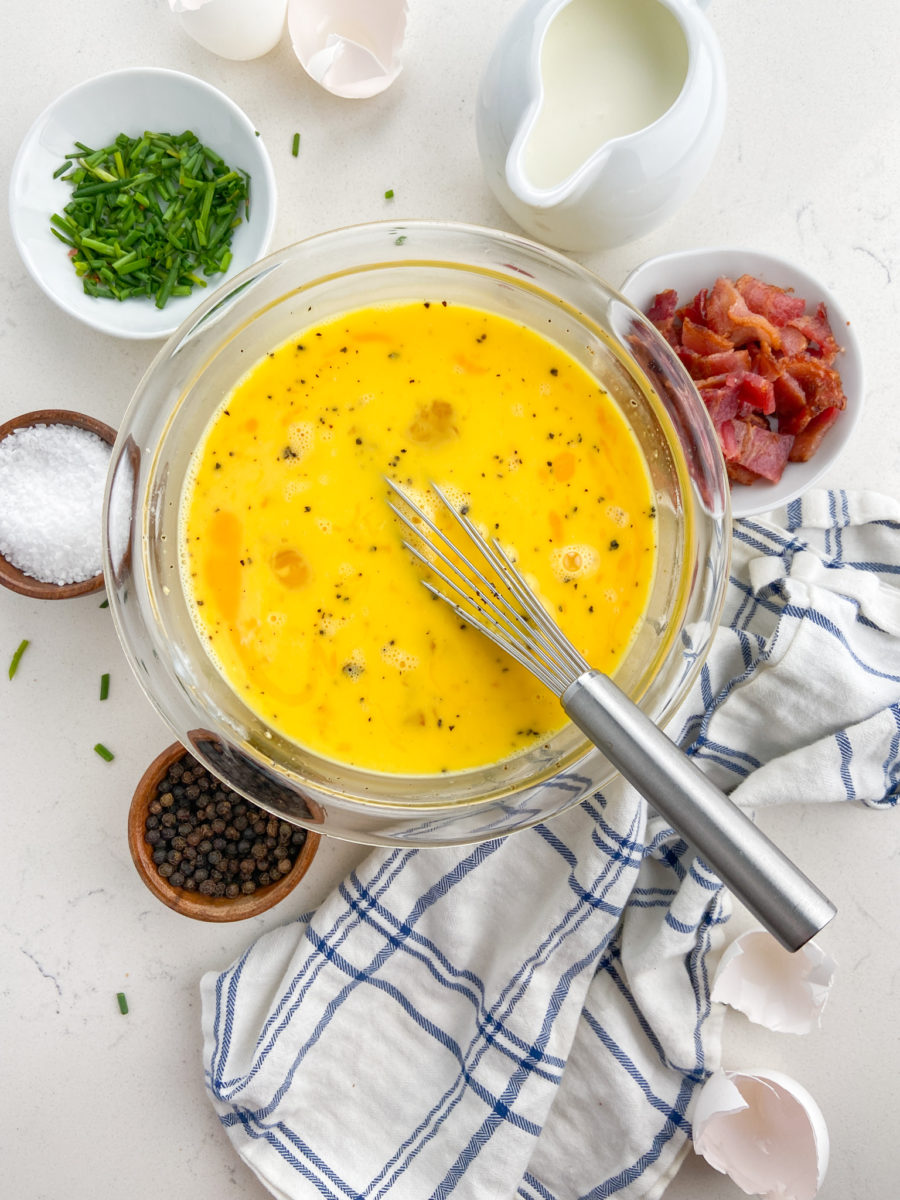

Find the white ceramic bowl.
[
  {"left": 9, "top": 68, "right": 277, "bottom": 340},
  {"left": 620, "top": 248, "right": 864, "bottom": 519}
]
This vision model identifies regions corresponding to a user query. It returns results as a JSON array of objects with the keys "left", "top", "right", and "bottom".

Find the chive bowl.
[{"left": 9, "top": 68, "right": 277, "bottom": 340}]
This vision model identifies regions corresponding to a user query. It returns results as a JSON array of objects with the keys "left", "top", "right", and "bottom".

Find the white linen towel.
[{"left": 201, "top": 489, "right": 900, "bottom": 1200}]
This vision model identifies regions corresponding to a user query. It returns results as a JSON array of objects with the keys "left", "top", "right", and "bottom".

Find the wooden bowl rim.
[
  {"left": 0, "top": 409, "right": 117, "bottom": 600},
  {"left": 128, "top": 741, "right": 321, "bottom": 922}
]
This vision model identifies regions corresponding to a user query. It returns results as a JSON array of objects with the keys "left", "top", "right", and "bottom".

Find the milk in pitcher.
[{"left": 523, "top": 0, "right": 689, "bottom": 190}]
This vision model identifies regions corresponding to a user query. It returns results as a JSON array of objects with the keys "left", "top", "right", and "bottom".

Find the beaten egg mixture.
[{"left": 180, "top": 301, "right": 657, "bottom": 774}]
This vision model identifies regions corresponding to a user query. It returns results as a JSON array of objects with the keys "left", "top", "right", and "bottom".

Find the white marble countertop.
[{"left": 2, "top": 2, "right": 898, "bottom": 1197}]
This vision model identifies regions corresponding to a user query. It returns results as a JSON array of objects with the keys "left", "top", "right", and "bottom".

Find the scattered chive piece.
[
  {"left": 99, "top": 598, "right": 109, "bottom": 608},
  {"left": 291, "top": 132, "right": 300, "bottom": 157},
  {"left": 116, "top": 991, "right": 129, "bottom": 1015},
  {"left": 8, "top": 639, "right": 29, "bottom": 680},
  {"left": 395, "top": 235, "right": 407, "bottom": 245},
  {"left": 94, "top": 743, "right": 115, "bottom": 762},
  {"left": 100, "top": 672, "right": 110, "bottom": 701},
  {"left": 50, "top": 130, "right": 251, "bottom": 309},
  {"left": 384, "top": 188, "right": 395, "bottom": 199}
]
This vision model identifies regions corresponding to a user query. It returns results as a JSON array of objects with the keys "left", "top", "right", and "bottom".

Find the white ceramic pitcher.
[{"left": 476, "top": 0, "right": 726, "bottom": 252}]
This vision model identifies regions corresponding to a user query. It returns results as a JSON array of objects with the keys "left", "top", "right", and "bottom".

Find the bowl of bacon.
[{"left": 621, "top": 247, "right": 863, "bottom": 518}]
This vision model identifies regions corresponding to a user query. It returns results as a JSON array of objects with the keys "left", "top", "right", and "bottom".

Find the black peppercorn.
[{"left": 142, "top": 750, "right": 309, "bottom": 901}]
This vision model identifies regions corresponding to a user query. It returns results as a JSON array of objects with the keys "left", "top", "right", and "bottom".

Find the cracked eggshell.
[
  {"left": 693, "top": 1069, "right": 829, "bottom": 1200},
  {"left": 169, "top": 0, "right": 288, "bottom": 61},
  {"left": 288, "top": 0, "right": 409, "bottom": 99},
  {"left": 711, "top": 930, "right": 836, "bottom": 1034}
]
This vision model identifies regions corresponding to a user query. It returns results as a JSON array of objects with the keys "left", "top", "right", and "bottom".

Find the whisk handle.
[{"left": 562, "top": 670, "right": 836, "bottom": 951}]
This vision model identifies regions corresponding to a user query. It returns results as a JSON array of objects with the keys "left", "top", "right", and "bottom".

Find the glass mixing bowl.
[{"left": 104, "top": 221, "right": 730, "bottom": 846}]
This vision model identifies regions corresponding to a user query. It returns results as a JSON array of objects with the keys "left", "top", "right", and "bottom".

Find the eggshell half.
[
  {"left": 288, "top": 0, "right": 408, "bottom": 99},
  {"left": 170, "top": 0, "right": 288, "bottom": 61},
  {"left": 693, "top": 1068, "right": 829, "bottom": 1200},
  {"left": 711, "top": 929, "right": 836, "bottom": 1034}
]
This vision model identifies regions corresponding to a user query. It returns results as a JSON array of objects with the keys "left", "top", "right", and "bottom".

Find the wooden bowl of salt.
[{"left": 0, "top": 409, "right": 116, "bottom": 600}]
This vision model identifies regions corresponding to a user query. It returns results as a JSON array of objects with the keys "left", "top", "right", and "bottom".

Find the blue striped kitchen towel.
[{"left": 200, "top": 489, "right": 900, "bottom": 1200}]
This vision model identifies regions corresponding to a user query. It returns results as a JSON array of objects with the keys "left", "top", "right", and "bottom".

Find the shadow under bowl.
[
  {"left": 128, "top": 741, "right": 321, "bottom": 922},
  {"left": 0, "top": 408, "right": 116, "bottom": 599}
]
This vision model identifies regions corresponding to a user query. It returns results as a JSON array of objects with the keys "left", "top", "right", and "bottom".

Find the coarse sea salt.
[{"left": 0, "top": 422, "right": 111, "bottom": 585}]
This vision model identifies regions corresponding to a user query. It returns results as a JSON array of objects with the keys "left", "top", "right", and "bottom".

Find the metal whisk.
[{"left": 387, "top": 478, "right": 836, "bottom": 952}]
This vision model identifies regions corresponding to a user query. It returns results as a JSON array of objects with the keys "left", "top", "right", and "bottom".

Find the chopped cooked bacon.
[
  {"left": 780, "top": 357, "right": 846, "bottom": 414},
  {"left": 702, "top": 386, "right": 741, "bottom": 427},
  {"left": 705, "top": 276, "right": 782, "bottom": 350},
  {"left": 789, "top": 406, "right": 841, "bottom": 461},
  {"left": 680, "top": 316, "right": 733, "bottom": 355},
  {"left": 721, "top": 418, "right": 794, "bottom": 482},
  {"left": 734, "top": 274, "right": 806, "bottom": 325},
  {"left": 688, "top": 348, "right": 752, "bottom": 378},
  {"left": 678, "top": 288, "right": 708, "bottom": 325},
  {"left": 646, "top": 290, "right": 681, "bottom": 346},
  {"left": 787, "top": 302, "right": 840, "bottom": 363},
  {"left": 778, "top": 325, "right": 809, "bottom": 356},
  {"left": 644, "top": 271, "right": 847, "bottom": 488},
  {"left": 773, "top": 371, "right": 810, "bottom": 433},
  {"left": 737, "top": 372, "right": 775, "bottom": 415},
  {"left": 647, "top": 289, "right": 678, "bottom": 323}
]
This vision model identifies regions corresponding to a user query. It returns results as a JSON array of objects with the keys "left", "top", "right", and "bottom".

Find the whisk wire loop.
[{"left": 386, "top": 478, "right": 585, "bottom": 693}]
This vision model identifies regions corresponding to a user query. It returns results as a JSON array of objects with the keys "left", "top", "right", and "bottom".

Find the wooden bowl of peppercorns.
[{"left": 128, "top": 741, "right": 320, "bottom": 921}]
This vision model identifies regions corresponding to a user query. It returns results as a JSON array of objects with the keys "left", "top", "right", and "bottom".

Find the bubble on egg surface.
[
  {"left": 341, "top": 649, "right": 366, "bottom": 679},
  {"left": 394, "top": 484, "right": 440, "bottom": 529},
  {"left": 288, "top": 0, "right": 409, "bottom": 99},
  {"left": 169, "top": 0, "right": 288, "bottom": 61},
  {"left": 607, "top": 504, "right": 629, "bottom": 527},
  {"left": 496, "top": 539, "right": 520, "bottom": 566},
  {"left": 286, "top": 421, "right": 315, "bottom": 458},
  {"left": 284, "top": 479, "right": 309, "bottom": 501},
  {"left": 711, "top": 929, "right": 836, "bottom": 1034},
  {"left": 438, "top": 483, "right": 469, "bottom": 515},
  {"left": 550, "top": 544, "right": 599, "bottom": 581},
  {"left": 381, "top": 642, "right": 418, "bottom": 672},
  {"left": 692, "top": 1068, "right": 829, "bottom": 1200},
  {"left": 319, "top": 612, "right": 348, "bottom": 636}
]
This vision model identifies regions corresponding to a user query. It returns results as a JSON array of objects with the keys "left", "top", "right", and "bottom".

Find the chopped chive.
[
  {"left": 100, "top": 672, "right": 110, "bottom": 701},
  {"left": 99, "top": 598, "right": 109, "bottom": 608},
  {"left": 94, "top": 743, "right": 115, "bottom": 762},
  {"left": 291, "top": 132, "right": 300, "bottom": 157},
  {"left": 8, "top": 639, "right": 29, "bottom": 680},
  {"left": 384, "top": 188, "right": 395, "bottom": 199},
  {"left": 395, "top": 235, "right": 407, "bottom": 245},
  {"left": 53, "top": 160, "right": 73, "bottom": 179},
  {"left": 116, "top": 991, "right": 129, "bottom": 1015},
  {"left": 50, "top": 130, "right": 250, "bottom": 309}
]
